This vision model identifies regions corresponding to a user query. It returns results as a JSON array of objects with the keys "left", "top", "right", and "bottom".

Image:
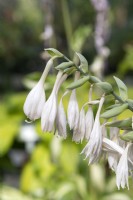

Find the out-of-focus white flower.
[
  {"left": 116, "top": 144, "right": 131, "bottom": 190},
  {"left": 41, "top": 71, "right": 67, "bottom": 132},
  {"left": 23, "top": 59, "right": 53, "bottom": 121},
  {"left": 72, "top": 108, "right": 86, "bottom": 143},
  {"left": 56, "top": 97, "right": 67, "bottom": 139},
  {"left": 81, "top": 95, "right": 105, "bottom": 164}
]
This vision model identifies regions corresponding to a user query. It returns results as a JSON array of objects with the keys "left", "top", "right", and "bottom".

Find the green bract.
[
  {"left": 114, "top": 76, "right": 128, "bottom": 101},
  {"left": 66, "top": 76, "right": 90, "bottom": 90},
  {"left": 89, "top": 76, "right": 101, "bottom": 83},
  {"left": 75, "top": 52, "right": 89, "bottom": 73},
  {"left": 120, "top": 131, "right": 133, "bottom": 142},
  {"left": 96, "top": 82, "right": 113, "bottom": 94},
  {"left": 55, "top": 61, "right": 74, "bottom": 70},
  {"left": 106, "top": 118, "right": 132, "bottom": 130},
  {"left": 101, "top": 103, "right": 128, "bottom": 119}
]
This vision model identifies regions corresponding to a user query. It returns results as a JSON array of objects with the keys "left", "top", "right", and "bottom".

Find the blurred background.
[{"left": 0, "top": 0, "right": 133, "bottom": 199}]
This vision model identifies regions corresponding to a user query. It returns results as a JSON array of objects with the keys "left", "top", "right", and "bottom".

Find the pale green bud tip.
[{"left": 45, "top": 48, "right": 63, "bottom": 58}]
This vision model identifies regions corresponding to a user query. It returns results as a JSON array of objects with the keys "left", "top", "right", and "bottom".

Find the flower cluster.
[{"left": 23, "top": 50, "right": 133, "bottom": 190}]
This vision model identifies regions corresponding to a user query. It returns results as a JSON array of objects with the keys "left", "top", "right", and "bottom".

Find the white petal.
[
  {"left": 67, "top": 90, "right": 79, "bottom": 130},
  {"left": 108, "top": 152, "right": 119, "bottom": 172},
  {"left": 81, "top": 96, "right": 105, "bottom": 164},
  {"left": 23, "top": 80, "right": 45, "bottom": 120},
  {"left": 41, "top": 92, "right": 57, "bottom": 132},
  {"left": 85, "top": 106, "right": 94, "bottom": 140},
  {"left": 116, "top": 144, "right": 130, "bottom": 189},
  {"left": 72, "top": 108, "right": 86, "bottom": 143},
  {"left": 102, "top": 138, "right": 124, "bottom": 155},
  {"left": 56, "top": 99, "right": 67, "bottom": 139}
]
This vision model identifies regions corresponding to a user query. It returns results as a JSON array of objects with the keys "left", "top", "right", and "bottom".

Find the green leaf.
[
  {"left": 106, "top": 118, "right": 132, "bottom": 130},
  {"left": 114, "top": 76, "right": 128, "bottom": 100},
  {"left": 76, "top": 52, "right": 88, "bottom": 73},
  {"left": 66, "top": 76, "right": 89, "bottom": 90},
  {"left": 101, "top": 103, "right": 128, "bottom": 119},
  {"left": 120, "top": 131, "right": 133, "bottom": 142},
  {"left": 96, "top": 82, "right": 113, "bottom": 94},
  {"left": 55, "top": 61, "right": 74, "bottom": 70},
  {"left": 45, "top": 48, "right": 63, "bottom": 57}
]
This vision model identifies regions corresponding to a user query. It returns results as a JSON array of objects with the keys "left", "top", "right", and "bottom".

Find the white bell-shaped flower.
[
  {"left": 41, "top": 71, "right": 67, "bottom": 132},
  {"left": 85, "top": 85, "right": 94, "bottom": 140},
  {"left": 85, "top": 106, "right": 94, "bottom": 140},
  {"left": 81, "top": 95, "right": 105, "bottom": 164},
  {"left": 67, "top": 71, "right": 80, "bottom": 130},
  {"left": 72, "top": 108, "right": 86, "bottom": 143},
  {"left": 67, "top": 89, "right": 79, "bottom": 130},
  {"left": 116, "top": 144, "right": 131, "bottom": 190},
  {"left": 56, "top": 97, "right": 67, "bottom": 139},
  {"left": 23, "top": 59, "right": 53, "bottom": 121}
]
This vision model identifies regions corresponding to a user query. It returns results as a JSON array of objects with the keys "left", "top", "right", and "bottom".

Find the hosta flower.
[
  {"left": 85, "top": 85, "right": 94, "bottom": 140},
  {"left": 67, "top": 89, "right": 79, "bottom": 130},
  {"left": 102, "top": 137, "right": 124, "bottom": 155},
  {"left": 23, "top": 59, "right": 53, "bottom": 121},
  {"left": 107, "top": 126, "right": 120, "bottom": 171},
  {"left": 81, "top": 95, "right": 105, "bottom": 164},
  {"left": 67, "top": 71, "right": 80, "bottom": 130},
  {"left": 85, "top": 106, "right": 94, "bottom": 140},
  {"left": 72, "top": 108, "right": 86, "bottom": 143},
  {"left": 41, "top": 71, "right": 67, "bottom": 132},
  {"left": 116, "top": 144, "right": 131, "bottom": 190},
  {"left": 56, "top": 97, "right": 67, "bottom": 139}
]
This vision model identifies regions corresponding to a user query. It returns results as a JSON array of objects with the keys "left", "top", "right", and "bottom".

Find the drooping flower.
[
  {"left": 67, "top": 71, "right": 80, "bottom": 130},
  {"left": 116, "top": 144, "right": 131, "bottom": 190},
  {"left": 102, "top": 137, "right": 124, "bottom": 155},
  {"left": 72, "top": 107, "right": 86, "bottom": 143},
  {"left": 56, "top": 97, "right": 67, "bottom": 139},
  {"left": 23, "top": 59, "right": 53, "bottom": 121},
  {"left": 81, "top": 95, "right": 105, "bottom": 164},
  {"left": 107, "top": 125, "right": 120, "bottom": 172},
  {"left": 85, "top": 107, "right": 94, "bottom": 140},
  {"left": 85, "top": 85, "right": 94, "bottom": 140},
  {"left": 41, "top": 71, "right": 67, "bottom": 132}
]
